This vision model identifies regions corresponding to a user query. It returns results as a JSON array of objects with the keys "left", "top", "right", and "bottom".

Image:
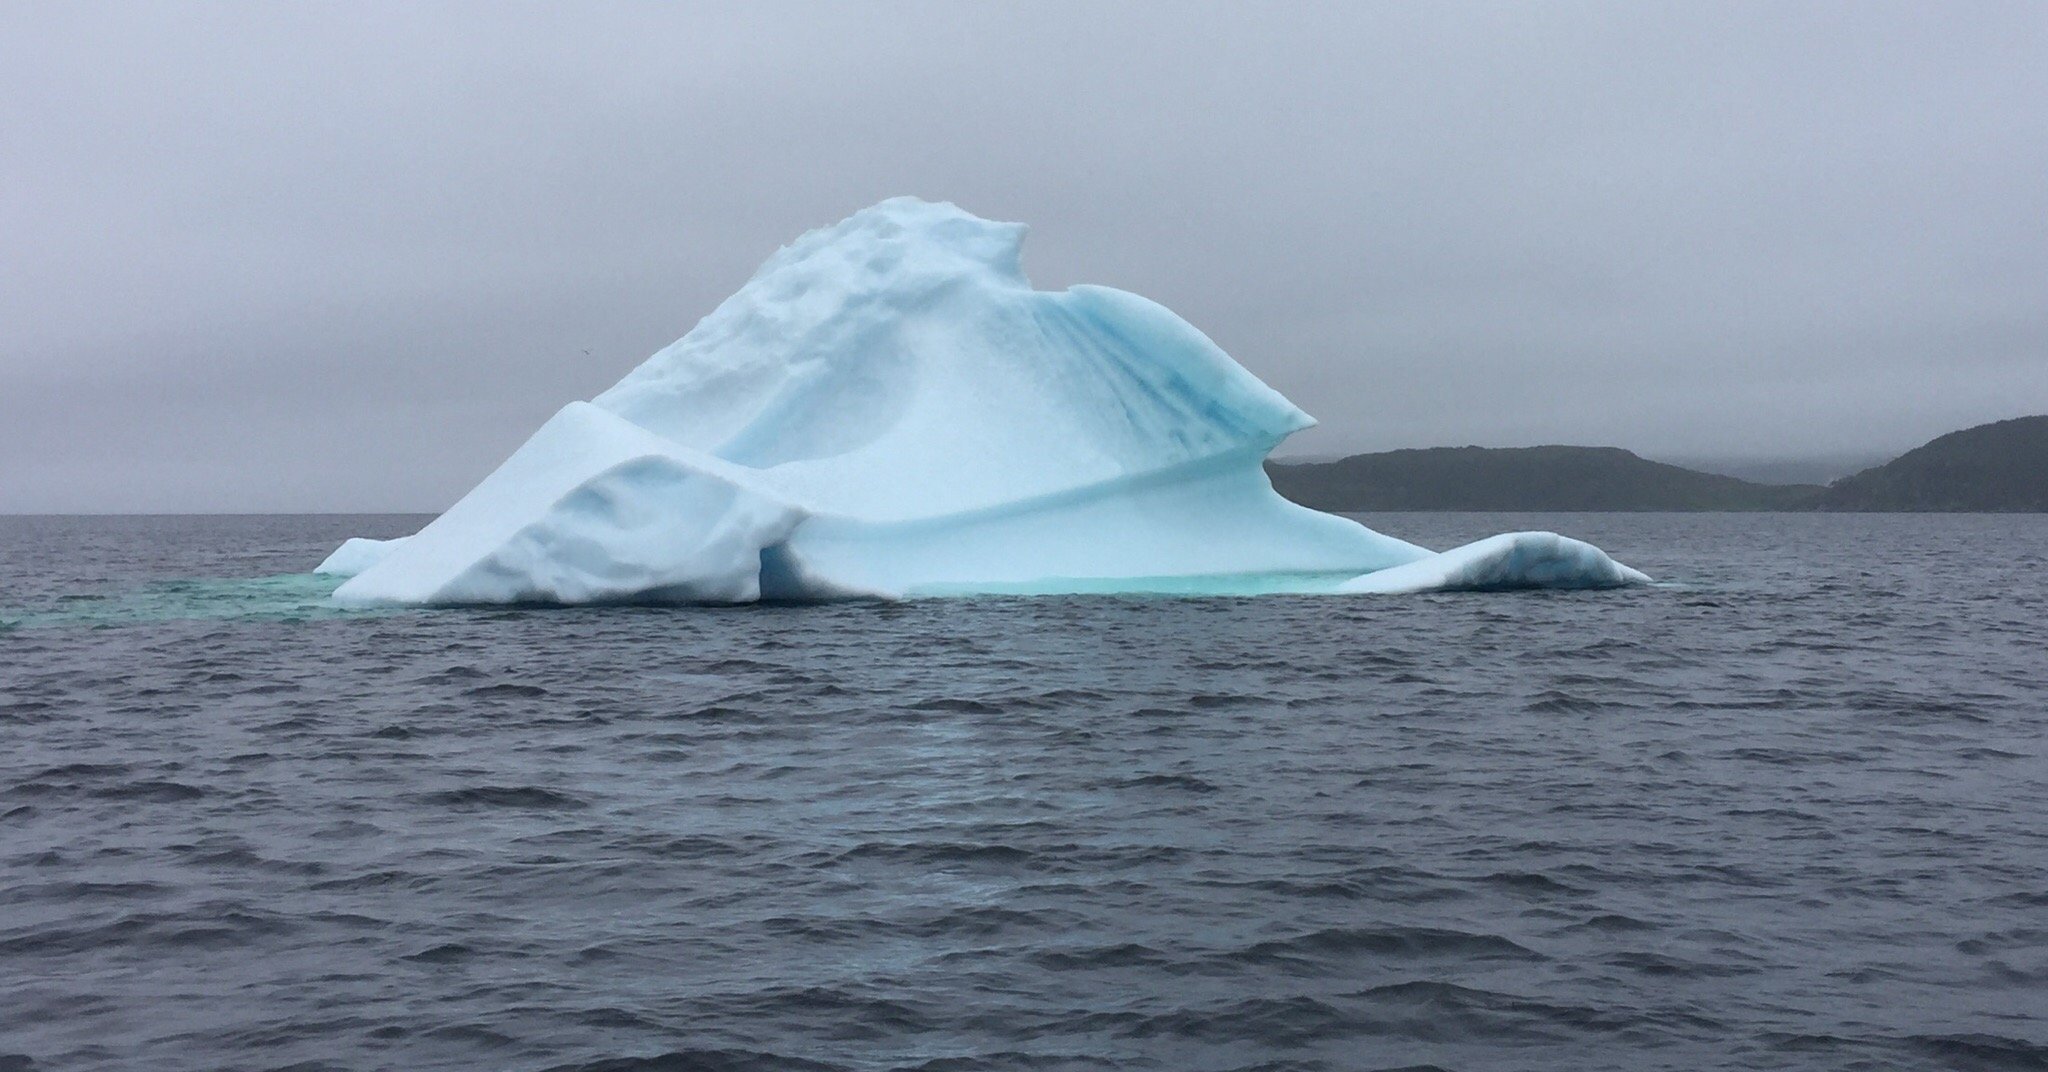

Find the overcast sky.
[{"left": 4, "top": 2, "right": 2044, "bottom": 512}]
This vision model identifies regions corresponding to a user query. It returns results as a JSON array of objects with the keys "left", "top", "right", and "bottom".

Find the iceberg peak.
[
  {"left": 751, "top": 196, "right": 1030, "bottom": 287},
  {"left": 327, "top": 199, "right": 1647, "bottom": 605}
]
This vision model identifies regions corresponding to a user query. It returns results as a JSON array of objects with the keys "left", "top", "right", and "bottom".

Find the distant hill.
[
  {"left": 1266, "top": 445, "right": 1821, "bottom": 512},
  {"left": 1815, "top": 415, "right": 2048, "bottom": 511},
  {"left": 1656, "top": 453, "right": 1893, "bottom": 487}
]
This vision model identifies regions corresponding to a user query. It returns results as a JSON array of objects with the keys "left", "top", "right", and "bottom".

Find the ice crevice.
[{"left": 323, "top": 197, "right": 1647, "bottom": 605}]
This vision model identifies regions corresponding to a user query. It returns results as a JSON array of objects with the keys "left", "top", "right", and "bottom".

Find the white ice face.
[{"left": 328, "top": 198, "right": 1646, "bottom": 605}]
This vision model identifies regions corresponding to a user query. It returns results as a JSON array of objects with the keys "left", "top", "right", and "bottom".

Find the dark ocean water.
[{"left": 2, "top": 512, "right": 2045, "bottom": 1072}]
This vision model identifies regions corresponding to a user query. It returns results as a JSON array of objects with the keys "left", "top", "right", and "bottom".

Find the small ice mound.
[
  {"left": 1337, "top": 532, "right": 1651, "bottom": 594},
  {"left": 326, "top": 198, "right": 1645, "bottom": 605},
  {"left": 315, "top": 536, "right": 410, "bottom": 578}
]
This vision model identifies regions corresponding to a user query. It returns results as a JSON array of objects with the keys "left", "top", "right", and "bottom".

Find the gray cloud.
[{"left": 4, "top": 1, "right": 2044, "bottom": 511}]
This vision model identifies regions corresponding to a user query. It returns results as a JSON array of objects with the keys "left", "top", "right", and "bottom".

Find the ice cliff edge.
[{"left": 323, "top": 198, "right": 1647, "bottom": 604}]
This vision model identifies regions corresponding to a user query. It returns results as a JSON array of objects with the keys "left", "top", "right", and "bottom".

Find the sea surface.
[{"left": 2, "top": 512, "right": 2045, "bottom": 1072}]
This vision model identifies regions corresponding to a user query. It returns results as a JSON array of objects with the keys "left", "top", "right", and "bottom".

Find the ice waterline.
[{"left": 322, "top": 198, "right": 1646, "bottom": 605}]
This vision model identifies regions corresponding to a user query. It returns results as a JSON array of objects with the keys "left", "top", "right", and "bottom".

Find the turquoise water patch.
[{"left": 0, "top": 573, "right": 396, "bottom": 630}]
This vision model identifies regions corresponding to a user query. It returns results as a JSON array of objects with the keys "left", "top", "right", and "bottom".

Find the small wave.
[
  {"left": 1116, "top": 773, "right": 1219, "bottom": 793},
  {"left": 0, "top": 909, "right": 292, "bottom": 956},
  {"left": 1606, "top": 950, "right": 1759, "bottom": 978},
  {"left": 1351, "top": 980, "right": 1639, "bottom": 1041},
  {"left": 30, "top": 762, "right": 133, "bottom": 779},
  {"left": 1476, "top": 870, "right": 1587, "bottom": 896},
  {"left": 713, "top": 985, "right": 938, "bottom": 1038},
  {"left": 1903, "top": 1033, "right": 2048, "bottom": 1071},
  {"left": 403, "top": 942, "right": 475, "bottom": 963},
  {"left": 905, "top": 697, "right": 1004, "bottom": 714},
  {"left": 424, "top": 1022, "right": 517, "bottom": 1047},
  {"left": 1029, "top": 942, "right": 1169, "bottom": 971},
  {"left": 1236, "top": 925, "right": 1540, "bottom": 965},
  {"left": 540, "top": 1050, "right": 847, "bottom": 1072},
  {"left": 464, "top": 682, "right": 550, "bottom": 698},
  {"left": 415, "top": 786, "right": 589, "bottom": 810},
  {"left": 308, "top": 868, "right": 421, "bottom": 891},
  {"left": 0, "top": 699, "right": 57, "bottom": 723},
  {"left": 893, "top": 1052, "right": 1121, "bottom": 1072},
  {"left": 575, "top": 1005, "right": 663, "bottom": 1031},
  {"left": 1186, "top": 692, "right": 1260, "bottom": 709},
  {"left": 1559, "top": 912, "right": 1658, "bottom": 933},
  {"left": 1, "top": 880, "right": 171, "bottom": 902},
  {"left": 826, "top": 841, "right": 1036, "bottom": 868},
  {"left": 1009, "top": 687, "right": 1113, "bottom": 709},
  {"left": 172, "top": 846, "right": 325, "bottom": 875},
  {"left": 1114, "top": 994, "right": 1358, "bottom": 1044},
  {"left": 1524, "top": 689, "right": 1603, "bottom": 714},
  {"left": 102, "top": 780, "right": 208, "bottom": 802},
  {"left": 9, "top": 776, "right": 210, "bottom": 803}
]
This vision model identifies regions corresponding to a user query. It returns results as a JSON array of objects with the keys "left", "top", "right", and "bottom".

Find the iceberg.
[{"left": 327, "top": 198, "right": 1646, "bottom": 605}]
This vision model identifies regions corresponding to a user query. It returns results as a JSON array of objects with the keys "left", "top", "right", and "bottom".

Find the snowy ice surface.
[
  {"left": 314, "top": 537, "right": 407, "bottom": 577},
  {"left": 329, "top": 198, "right": 1646, "bottom": 605}
]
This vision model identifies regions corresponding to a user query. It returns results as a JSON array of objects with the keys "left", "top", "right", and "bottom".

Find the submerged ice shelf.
[{"left": 324, "top": 198, "right": 1647, "bottom": 605}]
